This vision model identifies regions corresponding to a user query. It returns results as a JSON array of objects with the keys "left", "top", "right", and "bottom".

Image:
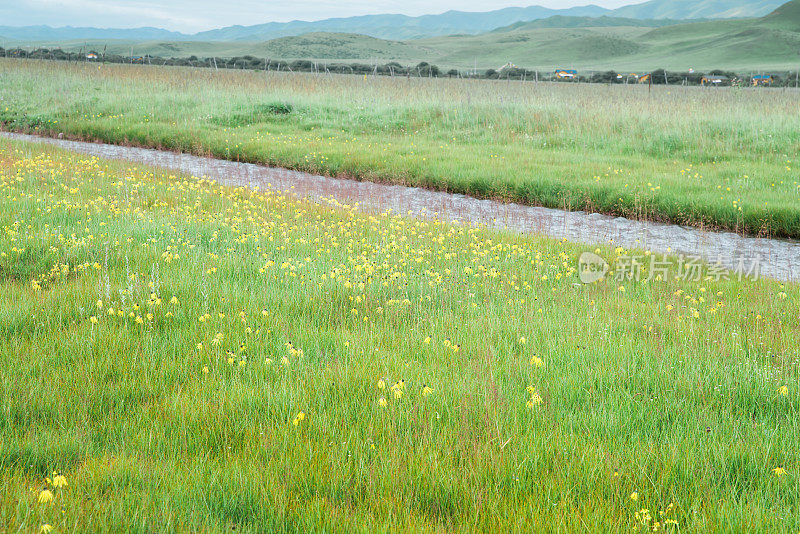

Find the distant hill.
[
  {"left": 4, "top": 0, "right": 800, "bottom": 72},
  {"left": 491, "top": 15, "right": 692, "bottom": 32},
  {"left": 760, "top": 0, "right": 800, "bottom": 27},
  {"left": 612, "top": 0, "right": 785, "bottom": 19},
  {"left": 256, "top": 33, "right": 431, "bottom": 60},
  {"left": 0, "top": 0, "right": 790, "bottom": 44},
  {"left": 191, "top": 6, "right": 611, "bottom": 42},
  {"left": 0, "top": 25, "right": 188, "bottom": 42},
  {"left": 419, "top": 1, "right": 800, "bottom": 70}
]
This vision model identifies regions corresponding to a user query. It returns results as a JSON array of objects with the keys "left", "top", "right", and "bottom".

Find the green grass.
[
  {"left": 1, "top": 131, "right": 799, "bottom": 532},
  {"left": 2, "top": 59, "right": 800, "bottom": 238}
]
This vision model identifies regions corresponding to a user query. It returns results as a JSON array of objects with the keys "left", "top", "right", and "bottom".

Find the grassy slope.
[
  {"left": 1, "top": 137, "right": 799, "bottom": 533},
  {"left": 419, "top": 9, "right": 800, "bottom": 70},
  {"left": 1, "top": 60, "right": 800, "bottom": 238},
  {"left": 612, "top": 0, "right": 785, "bottom": 19},
  {"left": 252, "top": 33, "right": 433, "bottom": 61},
  {"left": 417, "top": 27, "right": 652, "bottom": 68},
  {"left": 42, "top": 33, "right": 436, "bottom": 63},
  {"left": 489, "top": 15, "right": 693, "bottom": 30},
  {"left": 633, "top": 14, "right": 800, "bottom": 70}
]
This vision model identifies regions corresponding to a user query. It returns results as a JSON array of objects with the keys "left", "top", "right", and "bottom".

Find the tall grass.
[
  {"left": 1, "top": 60, "right": 799, "bottom": 237},
  {"left": 0, "top": 137, "right": 798, "bottom": 532}
]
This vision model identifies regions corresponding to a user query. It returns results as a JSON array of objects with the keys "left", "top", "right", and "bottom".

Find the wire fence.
[{"left": 3, "top": 45, "right": 799, "bottom": 88}]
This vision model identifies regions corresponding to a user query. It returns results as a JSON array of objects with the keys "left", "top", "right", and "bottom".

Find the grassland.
[
  {"left": 417, "top": 18, "right": 800, "bottom": 71},
  {"left": 2, "top": 60, "right": 800, "bottom": 239},
  {"left": 1, "top": 130, "right": 799, "bottom": 532},
  {"left": 405, "top": 3, "right": 800, "bottom": 71}
]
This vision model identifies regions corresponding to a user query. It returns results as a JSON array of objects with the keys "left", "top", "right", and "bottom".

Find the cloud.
[{"left": 5, "top": 0, "right": 212, "bottom": 31}]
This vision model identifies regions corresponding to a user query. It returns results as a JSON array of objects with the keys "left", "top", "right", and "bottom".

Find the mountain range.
[{"left": 0, "top": 0, "right": 788, "bottom": 43}]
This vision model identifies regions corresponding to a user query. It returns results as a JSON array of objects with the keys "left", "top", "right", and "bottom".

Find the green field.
[
  {"left": 1, "top": 132, "right": 798, "bottom": 532},
  {"left": 1, "top": 59, "right": 800, "bottom": 237}
]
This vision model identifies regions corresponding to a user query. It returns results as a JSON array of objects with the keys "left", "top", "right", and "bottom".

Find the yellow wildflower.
[{"left": 38, "top": 489, "right": 54, "bottom": 504}]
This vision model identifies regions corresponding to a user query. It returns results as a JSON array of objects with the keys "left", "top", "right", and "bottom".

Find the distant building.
[
  {"left": 752, "top": 74, "right": 773, "bottom": 86},
  {"left": 619, "top": 73, "right": 650, "bottom": 83},
  {"left": 86, "top": 52, "right": 98, "bottom": 60},
  {"left": 701, "top": 75, "right": 729, "bottom": 86},
  {"left": 497, "top": 62, "right": 518, "bottom": 71},
  {"left": 554, "top": 69, "right": 577, "bottom": 80}
]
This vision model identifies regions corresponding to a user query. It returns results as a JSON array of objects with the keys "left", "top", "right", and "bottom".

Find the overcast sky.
[{"left": 3, "top": 0, "right": 649, "bottom": 32}]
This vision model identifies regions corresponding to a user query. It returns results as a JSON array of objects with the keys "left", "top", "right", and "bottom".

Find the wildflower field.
[
  {"left": 0, "top": 132, "right": 799, "bottom": 532},
  {"left": 1, "top": 60, "right": 800, "bottom": 238}
]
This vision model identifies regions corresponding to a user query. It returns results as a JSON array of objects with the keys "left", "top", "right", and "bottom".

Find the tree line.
[{"left": 2, "top": 46, "right": 798, "bottom": 87}]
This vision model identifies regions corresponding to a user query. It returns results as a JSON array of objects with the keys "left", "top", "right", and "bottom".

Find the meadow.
[
  {"left": 1, "top": 131, "right": 799, "bottom": 532},
  {"left": 1, "top": 60, "right": 800, "bottom": 238}
]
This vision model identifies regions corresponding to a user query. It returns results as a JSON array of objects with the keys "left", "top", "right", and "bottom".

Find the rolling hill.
[
  {"left": 191, "top": 6, "right": 611, "bottom": 42},
  {"left": 416, "top": 26, "right": 653, "bottom": 68},
  {"left": 761, "top": 0, "right": 800, "bottom": 27},
  {"left": 245, "top": 33, "right": 432, "bottom": 61},
  {"left": 4, "top": 1, "right": 800, "bottom": 72},
  {"left": 0, "top": 0, "right": 789, "bottom": 44},
  {"left": 491, "top": 15, "right": 692, "bottom": 31},
  {"left": 612, "top": 0, "right": 785, "bottom": 19},
  {"left": 419, "top": 3, "right": 800, "bottom": 70}
]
